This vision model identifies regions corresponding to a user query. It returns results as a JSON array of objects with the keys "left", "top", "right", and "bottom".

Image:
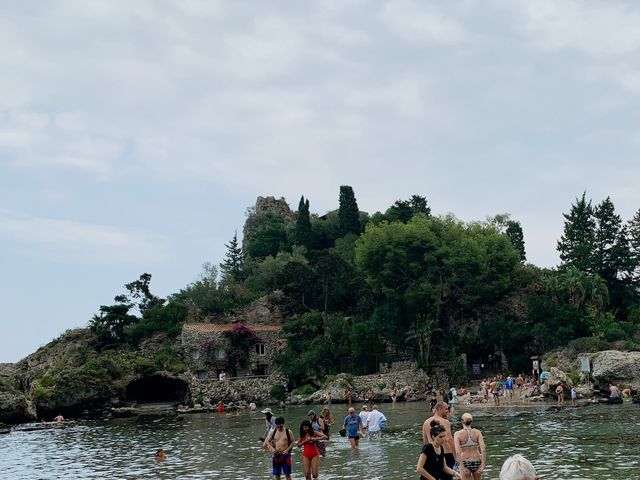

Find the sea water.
[{"left": 1, "top": 401, "right": 638, "bottom": 479}]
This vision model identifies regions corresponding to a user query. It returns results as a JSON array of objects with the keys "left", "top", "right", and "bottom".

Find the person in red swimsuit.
[{"left": 297, "top": 420, "right": 327, "bottom": 480}]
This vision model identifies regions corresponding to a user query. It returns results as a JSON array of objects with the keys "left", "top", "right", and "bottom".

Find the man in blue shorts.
[
  {"left": 505, "top": 375, "right": 514, "bottom": 400},
  {"left": 264, "top": 416, "right": 294, "bottom": 480},
  {"left": 342, "top": 406, "right": 363, "bottom": 448}
]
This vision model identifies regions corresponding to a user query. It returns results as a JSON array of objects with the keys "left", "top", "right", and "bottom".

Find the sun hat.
[{"left": 261, "top": 408, "right": 273, "bottom": 414}]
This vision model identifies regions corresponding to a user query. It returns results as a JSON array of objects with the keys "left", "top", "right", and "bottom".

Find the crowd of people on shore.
[{"left": 258, "top": 397, "right": 539, "bottom": 480}]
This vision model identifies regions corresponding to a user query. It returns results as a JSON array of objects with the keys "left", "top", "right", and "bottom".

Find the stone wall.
[
  {"left": 243, "top": 196, "right": 294, "bottom": 249},
  {"left": 187, "top": 372, "right": 287, "bottom": 406},
  {"left": 181, "top": 326, "right": 285, "bottom": 378}
]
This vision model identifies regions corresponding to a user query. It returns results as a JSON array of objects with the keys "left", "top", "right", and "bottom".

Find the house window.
[
  {"left": 196, "top": 371, "right": 208, "bottom": 380},
  {"left": 255, "top": 344, "right": 266, "bottom": 355},
  {"left": 192, "top": 349, "right": 201, "bottom": 360},
  {"left": 215, "top": 348, "right": 226, "bottom": 359}
]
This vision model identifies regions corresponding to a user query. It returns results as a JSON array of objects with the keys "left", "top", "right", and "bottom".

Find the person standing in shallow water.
[
  {"left": 264, "top": 417, "right": 294, "bottom": 480},
  {"left": 555, "top": 385, "right": 564, "bottom": 405},
  {"left": 342, "top": 407, "right": 363, "bottom": 448},
  {"left": 298, "top": 419, "right": 327, "bottom": 480},
  {"left": 454, "top": 413, "right": 486, "bottom": 480},
  {"left": 423, "top": 402, "right": 455, "bottom": 480},
  {"left": 417, "top": 420, "right": 462, "bottom": 480}
]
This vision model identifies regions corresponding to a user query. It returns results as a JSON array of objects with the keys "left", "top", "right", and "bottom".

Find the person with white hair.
[{"left": 499, "top": 454, "right": 539, "bottom": 480}]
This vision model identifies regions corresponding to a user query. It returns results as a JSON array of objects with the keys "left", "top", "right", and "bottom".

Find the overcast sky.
[{"left": 2, "top": 0, "right": 640, "bottom": 362}]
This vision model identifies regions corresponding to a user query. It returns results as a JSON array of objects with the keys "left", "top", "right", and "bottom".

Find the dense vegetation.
[{"left": 40, "top": 188, "right": 640, "bottom": 392}]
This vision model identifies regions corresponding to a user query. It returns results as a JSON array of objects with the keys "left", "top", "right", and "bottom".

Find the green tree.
[
  {"left": 628, "top": 209, "right": 640, "bottom": 285},
  {"left": 385, "top": 195, "right": 431, "bottom": 223},
  {"left": 557, "top": 193, "right": 596, "bottom": 273},
  {"left": 294, "top": 196, "right": 312, "bottom": 247},
  {"left": 89, "top": 300, "right": 138, "bottom": 346},
  {"left": 406, "top": 313, "right": 441, "bottom": 366},
  {"left": 506, "top": 220, "right": 526, "bottom": 262},
  {"left": 338, "top": 185, "right": 361, "bottom": 236},
  {"left": 124, "top": 273, "right": 164, "bottom": 315},
  {"left": 220, "top": 231, "right": 244, "bottom": 283},
  {"left": 355, "top": 215, "right": 520, "bottom": 356},
  {"left": 245, "top": 213, "right": 288, "bottom": 258},
  {"left": 593, "top": 197, "right": 631, "bottom": 282}
]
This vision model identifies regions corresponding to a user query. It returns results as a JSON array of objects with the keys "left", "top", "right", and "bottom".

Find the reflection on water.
[{"left": 1, "top": 402, "right": 639, "bottom": 479}]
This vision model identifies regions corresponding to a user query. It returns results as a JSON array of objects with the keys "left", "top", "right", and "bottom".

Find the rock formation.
[{"left": 591, "top": 350, "right": 640, "bottom": 389}]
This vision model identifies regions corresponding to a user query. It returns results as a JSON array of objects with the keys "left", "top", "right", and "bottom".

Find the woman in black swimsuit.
[{"left": 417, "top": 420, "right": 462, "bottom": 480}]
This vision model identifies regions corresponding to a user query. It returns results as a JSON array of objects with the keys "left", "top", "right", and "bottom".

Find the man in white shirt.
[
  {"left": 219, "top": 370, "right": 226, "bottom": 381},
  {"left": 365, "top": 405, "right": 387, "bottom": 439}
]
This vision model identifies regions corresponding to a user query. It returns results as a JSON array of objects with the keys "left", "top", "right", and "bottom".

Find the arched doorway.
[{"left": 126, "top": 376, "right": 188, "bottom": 404}]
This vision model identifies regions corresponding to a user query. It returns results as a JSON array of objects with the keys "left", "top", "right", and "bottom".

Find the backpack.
[
  {"left": 379, "top": 419, "right": 387, "bottom": 429},
  {"left": 268, "top": 428, "right": 294, "bottom": 449}
]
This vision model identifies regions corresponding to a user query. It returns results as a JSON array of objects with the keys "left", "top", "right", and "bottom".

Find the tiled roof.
[{"left": 183, "top": 323, "right": 282, "bottom": 333}]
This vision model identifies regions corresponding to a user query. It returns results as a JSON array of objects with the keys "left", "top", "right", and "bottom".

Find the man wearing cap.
[
  {"left": 260, "top": 408, "right": 276, "bottom": 442},
  {"left": 342, "top": 406, "right": 363, "bottom": 448}
]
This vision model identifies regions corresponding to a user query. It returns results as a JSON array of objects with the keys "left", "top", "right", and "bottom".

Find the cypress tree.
[
  {"left": 338, "top": 185, "right": 361, "bottom": 236},
  {"left": 506, "top": 220, "right": 526, "bottom": 262},
  {"left": 220, "top": 231, "right": 244, "bottom": 282},
  {"left": 294, "top": 196, "right": 312, "bottom": 247},
  {"left": 628, "top": 209, "right": 640, "bottom": 285},
  {"left": 557, "top": 192, "right": 596, "bottom": 273},
  {"left": 593, "top": 197, "right": 631, "bottom": 283}
]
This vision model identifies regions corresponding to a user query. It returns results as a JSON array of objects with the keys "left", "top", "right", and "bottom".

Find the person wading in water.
[
  {"left": 423, "top": 401, "right": 456, "bottom": 480},
  {"left": 454, "top": 413, "right": 486, "bottom": 480}
]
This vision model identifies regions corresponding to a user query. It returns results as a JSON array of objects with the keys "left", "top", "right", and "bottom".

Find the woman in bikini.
[
  {"left": 453, "top": 413, "right": 486, "bottom": 480},
  {"left": 298, "top": 419, "right": 327, "bottom": 480}
]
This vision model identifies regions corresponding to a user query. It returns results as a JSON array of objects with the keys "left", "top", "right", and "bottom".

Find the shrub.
[
  {"left": 377, "top": 383, "right": 386, "bottom": 390},
  {"left": 321, "top": 375, "right": 337, "bottom": 390},
  {"left": 133, "top": 358, "right": 156, "bottom": 376},
  {"left": 567, "top": 337, "right": 609, "bottom": 354},
  {"left": 293, "top": 384, "right": 315, "bottom": 396},
  {"left": 270, "top": 384, "right": 287, "bottom": 402},
  {"left": 567, "top": 371, "right": 580, "bottom": 385}
]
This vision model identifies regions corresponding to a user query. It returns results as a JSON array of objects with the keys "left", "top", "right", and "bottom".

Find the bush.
[
  {"left": 567, "top": 371, "right": 580, "bottom": 386},
  {"left": 377, "top": 382, "right": 386, "bottom": 390},
  {"left": 293, "top": 384, "right": 316, "bottom": 396},
  {"left": 567, "top": 337, "right": 609, "bottom": 354},
  {"left": 270, "top": 384, "right": 287, "bottom": 402},
  {"left": 133, "top": 358, "right": 156, "bottom": 376},
  {"left": 321, "top": 375, "right": 337, "bottom": 390},
  {"left": 32, "top": 383, "right": 53, "bottom": 403}
]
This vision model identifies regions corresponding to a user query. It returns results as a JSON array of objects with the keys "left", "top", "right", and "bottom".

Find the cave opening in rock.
[{"left": 126, "top": 376, "right": 188, "bottom": 404}]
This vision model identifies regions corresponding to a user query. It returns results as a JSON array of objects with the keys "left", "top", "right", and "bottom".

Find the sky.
[{"left": 2, "top": 0, "right": 640, "bottom": 362}]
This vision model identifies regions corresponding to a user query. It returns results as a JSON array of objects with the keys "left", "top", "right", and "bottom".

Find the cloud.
[
  {"left": 0, "top": 210, "right": 167, "bottom": 264},
  {"left": 378, "top": 1, "right": 468, "bottom": 44},
  {"left": 513, "top": 0, "right": 640, "bottom": 57}
]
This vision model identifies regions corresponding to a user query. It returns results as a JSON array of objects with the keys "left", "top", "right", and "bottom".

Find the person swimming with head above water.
[{"left": 155, "top": 448, "right": 166, "bottom": 461}]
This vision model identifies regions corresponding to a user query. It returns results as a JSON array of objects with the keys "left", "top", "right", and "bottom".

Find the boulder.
[
  {"left": 0, "top": 389, "right": 36, "bottom": 424},
  {"left": 591, "top": 350, "right": 640, "bottom": 389},
  {"left": 540, "top": 367, "right": 573, "bottom": 397}
]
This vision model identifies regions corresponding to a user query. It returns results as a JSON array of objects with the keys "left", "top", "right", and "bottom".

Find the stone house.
[{"left": 181, "top": 323, "right": 284, "bottom": 380}]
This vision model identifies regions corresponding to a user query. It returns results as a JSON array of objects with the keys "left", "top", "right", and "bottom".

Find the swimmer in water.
[{"left": 155, "top": 449, "right": 166, "bottom": 461}]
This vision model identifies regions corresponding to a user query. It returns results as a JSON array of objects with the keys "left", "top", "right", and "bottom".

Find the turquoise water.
[{"left": 1, "top": 402, "right": 638, "bottom": 479}]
